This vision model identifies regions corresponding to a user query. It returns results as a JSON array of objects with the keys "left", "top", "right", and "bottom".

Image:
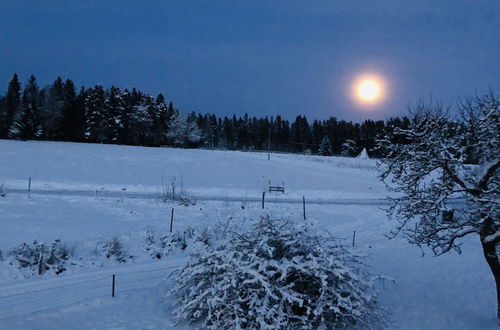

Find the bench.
[{"left": 269, "top": 186, "right": 285, "bottom": 193}]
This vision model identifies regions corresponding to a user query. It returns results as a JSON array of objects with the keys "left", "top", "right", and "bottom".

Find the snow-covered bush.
[
  {"left": 194, "top": 226, "right": 213, "bottom": 246},
  {"left": 8, "top": 239, "right": 70, "bottom": 275},
  {"left": 166, "top": 228, "right": 196, "bottom": 251},
  {"left": 96, "top": 236, "right": 133, "bottom": 263},
  {"left": 171, "top": 216, "right": 384, "bottom": 329},
  {"left": 144, "top": 227, "right": 196, "bottom": 259},
  {"left": 177, "top": 192, "right": 196, "bottom": 206}
]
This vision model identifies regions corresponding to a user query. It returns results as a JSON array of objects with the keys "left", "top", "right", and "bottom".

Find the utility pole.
[
  {"left": 267, "top": 127, "right": 271, "bottom": 161},
  {"left": 211, "top": 126, "right": 215, "bottom": 151}
]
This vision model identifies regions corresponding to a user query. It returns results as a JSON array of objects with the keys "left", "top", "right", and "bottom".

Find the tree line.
[{"left": 0, "top": 73, "right": 412, "bottom": 157}]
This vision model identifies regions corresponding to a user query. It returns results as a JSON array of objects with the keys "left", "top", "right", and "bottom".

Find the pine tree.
[
  {"left": 128, "top": 93, "right": 154, "bottom": 145},
  {"left": 60, "top": 80, "right": 85, "bottom": 141},
  {"left": 0, "top": 96, "right": 6, "bottom": 137},
  {"left": 236, "top": 115, "right": 250, "bottom": 149},
  {"left": 104, "top": 86, "right": 126, "bottom": 143},
  {"left": 273, "top": 115, "right": 290, "bottom": 151},
  {"left": 84, "top": 85, "right": 107, "bottom": 142},
  {"left": 341, "top": 138, "right": 356, "bottom": 156},
  {"left": 311, "top": 120, "right": 324, "bottom": 152},
  {"left": 167, "top": 102, "right": 175, "bottom": 123},
  {"left": 319, "top": 135, "right": 333, "bottom": 156},
  {"left": 291, "top": 115, "right": 312, "bottom": 153},
  {"left": 40, "top": 77, "right": 65, "bottom": 140},
  {"left": 10, "top": 75, "right": 42, "bottom": 140},
  {"left": 152, "top": 94, "right": 169, "bottom": 146},
  {"left": 2, "top": 74, "right": 21, "bottom": 138}
]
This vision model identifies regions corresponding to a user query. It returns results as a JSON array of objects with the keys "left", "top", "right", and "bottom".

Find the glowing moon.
[{"left": 351, "top": 74, "right": 387, "bottom": 107}]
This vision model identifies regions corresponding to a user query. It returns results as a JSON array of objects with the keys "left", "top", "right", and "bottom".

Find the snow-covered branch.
[{"left": 378, "top": 94, "right": 499, "bottom": 255}]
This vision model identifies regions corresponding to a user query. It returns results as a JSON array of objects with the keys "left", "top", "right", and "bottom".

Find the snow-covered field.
[{"left": 0, "top": 140, "right": 496, "bottom": 329}]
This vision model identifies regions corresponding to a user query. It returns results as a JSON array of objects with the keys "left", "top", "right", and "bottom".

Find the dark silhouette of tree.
[
  {"left": 0, "top": 73, "right": 412, "bottom": 157},
  {"left": 84, "top": 85, "right": 107, "bottom": 143},
  {"left": 60, "top": 80, "right": 85, "bottom": 142},
  {"left": 40, "top": 77, "right": 65, "bottom": 140},
  {"left": 10, "top": 75, "right": 42, "bottom": 140},
  {"left": 1, "top": 73, "right": 21, "bottom": 138}
]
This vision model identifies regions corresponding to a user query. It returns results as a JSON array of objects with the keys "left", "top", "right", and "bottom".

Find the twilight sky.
[{"left": 0, "top": 1, "right": 499, "bottom": 121}]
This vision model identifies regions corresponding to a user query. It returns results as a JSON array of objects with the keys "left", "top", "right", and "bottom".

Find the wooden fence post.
[
  {"left": 262, "top": 191, "right": 265, "bottom": 209},
  {"left": 170, "top": 208, "right": 174, "bottom": 233},
  {"left": 38, "top": 249, "right": 44, "bottom": 275},
  {"left": 112, "top": 274, "right": 116, "bottom": 297},
  {"left": 303, "top": 196, "right": 306, "bottom": 220},
  {"left": 352, "top": 230, "right": 356, "bottom": 248}
]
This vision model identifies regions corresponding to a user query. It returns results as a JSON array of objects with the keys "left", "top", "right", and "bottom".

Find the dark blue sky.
[{"left": 1, "top": 1, "right": 499, "bottom": 121}]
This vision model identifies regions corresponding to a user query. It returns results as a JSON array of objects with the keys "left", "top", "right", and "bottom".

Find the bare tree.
[{"left": 378, "top": 94, "right": 499, "bottom": 318}]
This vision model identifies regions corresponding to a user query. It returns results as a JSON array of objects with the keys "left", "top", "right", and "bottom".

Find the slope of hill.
[{"left": 0, "top": 140, "right": 496, "bottom": 329}]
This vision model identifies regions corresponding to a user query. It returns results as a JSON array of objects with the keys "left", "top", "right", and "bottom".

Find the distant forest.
[{"left": 0, "top": 74, "right": 411, "bottom": 157}]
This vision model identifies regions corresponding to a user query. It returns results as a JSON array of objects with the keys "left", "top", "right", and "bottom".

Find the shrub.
[
  {"left": 9, "top": 239, "right": 70, "bottom": 275},
  {"left": 144, "top": 227, "right": 196, "bottom": 259},
  {"left": 171, "top": 216, "right": 384, "bottom": 329},
  {"left": 177, "top": 192, "right": 196, "bottom": 206},
  {"left": 95, "top": 236, "right": 133, "bottom": 263}
]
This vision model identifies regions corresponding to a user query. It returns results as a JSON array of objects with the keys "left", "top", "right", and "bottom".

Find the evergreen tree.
[
  {"left": 40, "top": 76, "right": 65, "bottom": 140},
  {"left": 84, "top": 85, "right": 107, "bottom": 142},
  {"left": 291, "top": 115, "right": 312, "bottom": 153},
  {"left": 152, "top": 94, "right": 169, "bottom": 146},
  {"left": 341, "top": 139, "right": 356, "bottom": 156},
  {"left": 0, "top": 74, "right": 410, "bottom": 153},
  {"left": 236, "top": 115, "right": 250, "bottom": 149},
  {"left": 131, "top": 94, "right": 154, "bottom": 145},
  {"left": 0, "top": 96, "right": 6, "bottom": 137},
  {"left": 60, "top": 80, "right": 85, "bottom": 141},
  {"left": 10, "top": 75, "right": 42, "bottom": 140},
  {"left": 104, "top": 86, "right": 126, "bottom": 143},
  {"left": 319, "top": 135, "right": 333, "bottom": 156},
  {"left": 167, "top": 102, "right": 175, "bottom": 123},
  {"left": 311, "top": 120, "right": 324, "bottom": 152},
  {"left": 273, "top": 115, "right": 290, "bottom": 151},
  {"left": 2, "top": 73, "right": 21, "bottom": 138}
]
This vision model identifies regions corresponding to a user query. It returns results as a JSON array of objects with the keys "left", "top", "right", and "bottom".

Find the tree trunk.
[{"left": 480, "top": 217, "right": 500, "bottom": 319}]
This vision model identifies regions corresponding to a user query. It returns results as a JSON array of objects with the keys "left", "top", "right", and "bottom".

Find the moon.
[{"left": 351, "top": 74, "right": 387, "bottom": 107}]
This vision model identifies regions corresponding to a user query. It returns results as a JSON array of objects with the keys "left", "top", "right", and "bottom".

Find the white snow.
[
  {"left": 357, "top": 148, "right": 370, "bottom": 159},
  {"left": 0, "top": 140, "right": 497, "bottom": 329}
]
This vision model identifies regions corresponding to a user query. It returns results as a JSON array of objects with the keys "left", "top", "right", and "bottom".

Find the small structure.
[
  {"left": 356, "top": 148, "right": 369, "bottom": 159},
  {"left": 269, "top": 181, "right": 285, "bottom": 194},
  {"left": 442, "top": 209, "right": 454, "bottom": 222}
]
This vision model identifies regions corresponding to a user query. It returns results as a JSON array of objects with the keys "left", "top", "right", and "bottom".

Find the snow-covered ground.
[
  {"left": 0, "top": 140, "right": 496, "bottom": 329},
  {"left": 0, "top": 140, "right": 384, "bottom": 200}
]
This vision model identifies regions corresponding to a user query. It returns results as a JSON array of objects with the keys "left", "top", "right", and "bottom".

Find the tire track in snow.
[
  {"left": 0, "top": 262, "right": 178, "bottom": 321},
  {"left": 5, "top": 187, "right": 393, "bottom": 205}
]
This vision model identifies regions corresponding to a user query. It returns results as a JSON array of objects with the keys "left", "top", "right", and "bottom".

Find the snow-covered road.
[
  {"left": 5, "top": 187, "right": 392, "bottom": 205},
  {"left": 0, "top": 260, "right": 180, "bottom": 324}
]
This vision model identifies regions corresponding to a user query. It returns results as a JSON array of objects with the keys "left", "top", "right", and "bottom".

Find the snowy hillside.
[
  {"left": 0, "top": 140, "right": 496, "bottom": 329},
  {"left": 0, "top": 140, "right": 384, "bottom": 200}
]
